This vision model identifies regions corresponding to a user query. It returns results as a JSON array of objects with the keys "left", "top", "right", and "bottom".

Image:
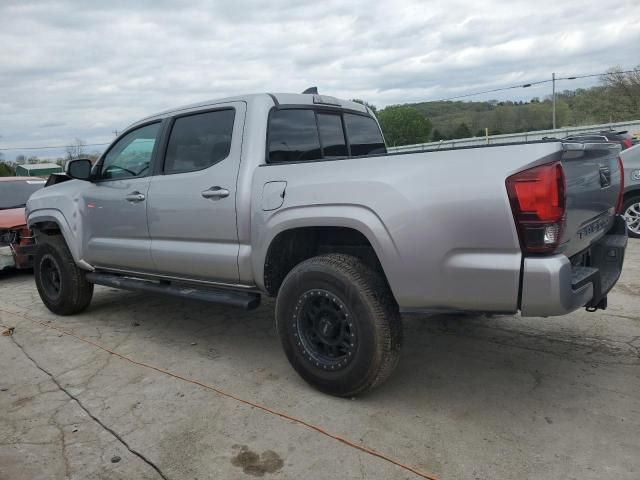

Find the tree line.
[{"left": 0, "top": 138, "right": 101, "bottom": 176}]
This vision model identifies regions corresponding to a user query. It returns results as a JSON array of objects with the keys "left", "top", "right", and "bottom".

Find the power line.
[
  {"left": 432, "top": 80, "right": 549, "bottom": 101},
  {"left": 558, "top": 71, "right": 636, "bottom": 81},
  {"left": 0, "top": 141, "right": 111, "bottom": 152},
  {"left": 430, "top": 69, "right": 637, "bottom": 102}
]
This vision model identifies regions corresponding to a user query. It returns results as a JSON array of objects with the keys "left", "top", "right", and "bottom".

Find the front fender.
[{"left": 27, "top": 208, "right": 93, "bottom": 270}]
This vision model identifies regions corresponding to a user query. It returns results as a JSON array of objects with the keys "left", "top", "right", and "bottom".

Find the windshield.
[{"left": 0, "top": 180, "right": 46, "bottom": 209}]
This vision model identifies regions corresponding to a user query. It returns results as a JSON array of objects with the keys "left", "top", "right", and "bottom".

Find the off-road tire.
[
  {"left": 276, "top": 254, "right": 402, "bottom": 397},
  {"left": 34, "top": 235, "right": 93, "bottom": 315}
]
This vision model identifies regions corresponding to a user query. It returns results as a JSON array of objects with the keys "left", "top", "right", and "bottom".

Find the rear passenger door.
[{"left": 147, "top": 103, "right": 245, "bottom": 283}]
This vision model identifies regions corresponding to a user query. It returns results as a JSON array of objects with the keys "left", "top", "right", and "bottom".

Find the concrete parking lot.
[{"left": 1, "top": 245, "right": 639, "bottom": 480}]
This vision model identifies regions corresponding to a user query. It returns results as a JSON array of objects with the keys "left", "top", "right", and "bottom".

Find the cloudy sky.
[{"left": 1, "top": 0, "right": 639, "bottom": 160}]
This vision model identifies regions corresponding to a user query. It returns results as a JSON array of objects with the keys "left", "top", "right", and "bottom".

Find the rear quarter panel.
[{"left": 250, "top": 142, "right": 565, "bottom": 312}]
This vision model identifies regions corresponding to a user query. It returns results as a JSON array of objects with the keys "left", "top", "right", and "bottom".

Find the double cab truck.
[{"left": 27, "top": 92, "right": 627, "bottom": 396}]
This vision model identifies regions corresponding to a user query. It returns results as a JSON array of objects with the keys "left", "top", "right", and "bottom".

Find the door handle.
[
  {"left": 125, "top": 191, "right": 146, "bottom": 202},
  {"left": 201, "top": 186, "right": 230, "bottom": 199}
]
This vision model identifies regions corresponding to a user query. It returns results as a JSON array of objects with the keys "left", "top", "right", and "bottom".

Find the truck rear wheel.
[
  {"left": 34, "top": 235, "right": 94, "bottom": 315},
  {"left": 275, "top": 254, "right": 402, "bottom": 397}
]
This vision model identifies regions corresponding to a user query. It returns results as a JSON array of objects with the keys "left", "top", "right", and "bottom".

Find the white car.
[{"left": 621, "top": 143, "right": 640, "bottom": 237}]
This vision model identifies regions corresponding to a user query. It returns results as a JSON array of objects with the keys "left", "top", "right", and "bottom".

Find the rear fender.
[{"left": 251, "top": 204, "right": 401, "bottom": 294}]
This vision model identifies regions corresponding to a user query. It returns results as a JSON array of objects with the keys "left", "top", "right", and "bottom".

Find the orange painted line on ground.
[{"left": 2, "top": 307, "right": 439, "bottom": 480}]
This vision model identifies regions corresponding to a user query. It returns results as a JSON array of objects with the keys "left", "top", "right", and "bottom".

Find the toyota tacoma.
[{"left": 26, "top": 91, "right": 627, "bottom": 396}]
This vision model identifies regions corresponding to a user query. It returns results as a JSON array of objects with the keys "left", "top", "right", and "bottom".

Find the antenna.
[{"left": 302, "top": 87, "right": 318, "bottom": 94}]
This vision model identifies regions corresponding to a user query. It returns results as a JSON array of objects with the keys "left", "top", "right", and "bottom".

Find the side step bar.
[{"left": 86, "top": 273, "right": 261, "bottom": 310}]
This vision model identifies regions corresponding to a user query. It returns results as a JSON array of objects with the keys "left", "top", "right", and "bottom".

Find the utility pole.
[{"left": 552, "top": 72, "right": 556, "bottom": 130}]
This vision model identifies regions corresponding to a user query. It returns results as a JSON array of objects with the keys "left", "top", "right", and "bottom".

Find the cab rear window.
[
  {"left": 343, "top": 113, "right": 386, "bottom": 156},
  {"left": 267, "top": 108, "right": 385, "bottom": 163},
  {"left": 317, "top": 113, "right": 348, "bottom": 158},
  {"left": 267, "top": 110, "right": 322, "bottom": 163}
]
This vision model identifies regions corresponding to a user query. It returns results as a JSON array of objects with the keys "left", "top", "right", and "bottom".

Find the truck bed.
[{"left": 252, "top": 139, "right": 623, "bottom": 314}]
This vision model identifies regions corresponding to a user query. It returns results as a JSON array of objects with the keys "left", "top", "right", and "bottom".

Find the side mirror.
[{"left": 65, "top": 158, "right": 92, "bottom": 180}]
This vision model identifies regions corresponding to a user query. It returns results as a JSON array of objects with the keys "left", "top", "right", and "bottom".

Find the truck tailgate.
[{"left": 560, "top": 142, "right": 623, "bottom": 257}]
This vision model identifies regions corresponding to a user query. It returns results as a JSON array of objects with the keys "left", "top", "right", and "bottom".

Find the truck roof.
[{"left": 129, "top": 93, "right": 370, "bottom": 130}]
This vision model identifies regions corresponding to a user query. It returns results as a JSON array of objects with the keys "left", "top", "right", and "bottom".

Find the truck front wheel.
[
  {"left": 34, "top": 235, "right": 94, "bottom": 315},
  {"left": 276, "top": 254, "right": 402, "bottom": 397}
]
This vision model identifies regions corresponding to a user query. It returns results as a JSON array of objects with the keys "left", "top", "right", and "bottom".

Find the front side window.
[
  {"left": 164, "top": 109, "right": 235, "bottom": 174},
  {"left": 268, "top": 110, "right": 321, "bottom": 163},
  {"left": 100, "top": 123, "right": 161, "bottom": 180},
  {"left": 344, "top": 113, "right": 386, "bottom": 156}
]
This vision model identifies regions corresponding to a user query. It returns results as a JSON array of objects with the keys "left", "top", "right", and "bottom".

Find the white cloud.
[{"left": 0, "top": 0, "right": 639, "bottom": 158}]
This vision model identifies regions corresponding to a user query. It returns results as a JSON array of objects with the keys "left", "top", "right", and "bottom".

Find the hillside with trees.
[{"left": 367, "top": 66, "right": 639, "bottom": 147}]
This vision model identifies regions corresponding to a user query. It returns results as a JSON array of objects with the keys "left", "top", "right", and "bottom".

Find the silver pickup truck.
[{"left": 26, "top": 92, "right": 627, "bottom": 396}]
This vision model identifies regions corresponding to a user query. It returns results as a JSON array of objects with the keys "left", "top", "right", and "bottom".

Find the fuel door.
[{"left": 262, "top": 181, "right": 287, "bottom": 211}]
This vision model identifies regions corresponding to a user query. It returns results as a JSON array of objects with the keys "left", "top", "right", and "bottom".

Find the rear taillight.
[
  {"left": 506, "top": 162, "right": 566, "bottom": 254},
  {"left": 622, "top": 138, "right": 633, "bottom": 149},
  {"left": 617, "top": 155, "right": 624, "bottom": 214}
]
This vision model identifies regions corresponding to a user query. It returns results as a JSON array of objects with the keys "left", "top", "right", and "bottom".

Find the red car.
[{"left": 0, "top": 176, "right": 46, "bottom": 270}]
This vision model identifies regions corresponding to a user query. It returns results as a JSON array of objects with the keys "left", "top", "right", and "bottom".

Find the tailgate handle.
[{"left": 599, "top": 166, "right": 611, "bottom": 188}]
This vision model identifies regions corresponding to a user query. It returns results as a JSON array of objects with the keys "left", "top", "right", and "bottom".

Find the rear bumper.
[{"left": 520, "top": 216, "right": 627, "bottom": 317}]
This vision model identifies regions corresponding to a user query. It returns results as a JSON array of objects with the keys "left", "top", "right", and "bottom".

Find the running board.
[{"left": 85, "top": 273, "right": 261, "bottom": 310}]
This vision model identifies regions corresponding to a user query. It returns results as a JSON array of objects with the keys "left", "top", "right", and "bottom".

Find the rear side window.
[
  {"left": 317, "top": 113, "right": 348, "bottom": 158},
  {"left": 344, "top": 113, "right": 386, "bottom": 156},
  {"left": 164, "top": 109, "right": 235, "bottom": 174},
  {"left": 268, "top": 110, "right": 321, "bottom": 163}
]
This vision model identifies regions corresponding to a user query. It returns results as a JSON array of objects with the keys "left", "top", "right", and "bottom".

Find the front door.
[
  {"left": 82, "top": 121, "right": 162, "bottom": 271},
  {"left": 147, "top": 103, "right": 245, "bottom": 283}
]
